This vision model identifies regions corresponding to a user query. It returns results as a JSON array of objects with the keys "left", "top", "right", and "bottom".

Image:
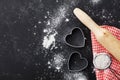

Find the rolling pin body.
[{"left": 73, "top": 8, "right": 120, "bottom": 61}]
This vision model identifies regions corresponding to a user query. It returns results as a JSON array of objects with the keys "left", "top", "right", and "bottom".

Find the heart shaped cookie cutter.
[
  {"left": 68, "top": 52, "right": 88, "bottom": 72},
  {"left": 65, "top": 27, "right": 85, "bottom": 48}
]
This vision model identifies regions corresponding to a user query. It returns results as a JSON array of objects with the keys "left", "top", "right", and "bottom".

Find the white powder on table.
[
  {"left": 42, "top": 30, "right": 57, "bottom": 49},
  {"left": 42, "top": 1, "right": 79, "bottom": 50},
  {"left": 90, "top": 0, "right": 102, "bottom": 5},
  {"left": 42, "top": 5, "right": 68, "bottom": 50},
  {"left": 91, "top": 0, "right": 101, "bottom": 4},
  {"left": 65, "top": 18, "right": 70, "bottom": 22},
  {"left": 47, "top": 54, "right": 66, "bottom": 72},
  {"left": 56, "top": 0, "right": 59, "bottom": 3},
  {"left": 64, "top": 72, "right": 87, "bottom": 80}
]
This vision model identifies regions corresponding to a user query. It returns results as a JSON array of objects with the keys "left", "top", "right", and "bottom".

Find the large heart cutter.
[
  {"left": 68, "top": 52, "right": 88, "bottom": 72},
  {"left": 65, "top": 27, "right": 85, "bottom": 48}
]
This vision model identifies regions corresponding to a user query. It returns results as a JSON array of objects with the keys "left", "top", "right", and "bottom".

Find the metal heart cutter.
[
  {"left": 65, "top": 27, "right": 85, "bottom": 48},
  {"left": 68, "top": 52, "right": 88, "bottom": 72}
]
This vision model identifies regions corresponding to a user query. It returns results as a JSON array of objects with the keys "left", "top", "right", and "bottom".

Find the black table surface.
[{"left": 0, "top": 0, "right": 120, "bottom": 80}]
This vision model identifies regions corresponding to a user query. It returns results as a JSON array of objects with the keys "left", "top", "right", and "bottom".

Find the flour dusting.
[
  {"left": 50, "top": 5, "right": 68, "bottom": 28},
  {"left": 65, "top": 18, "right": 70, "bottom": 22},
  {"left": 56, "top": 0, "right": 59, "bottom": 3},
  {"left": 91, "top": 0, "right": 101, "bottom": 3},
  {"left": 42, "top": 0, "right": 79, "bottom": 49},
  {"left": 47, "top": 54, "right": 66, "bottom": 72},
  {"left": 42, "top": 5, "right": 68, "bottom": 49},
  {"left": 90, "top": 0, "right": 101, "bottom": 5},
  {"left": 42, "top": 29, "right": 57, "bottom": 49},
  {"left": 64, "top": 72, "right": 87, "bottom": 80},
  {"left": 46, "top": 20, "right": 51, "bottom": 25},
  {"left": 38, "top": 21, "right": 41, "bottom": 24}
]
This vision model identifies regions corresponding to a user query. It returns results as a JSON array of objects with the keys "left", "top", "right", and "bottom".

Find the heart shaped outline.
[
  {"left": 68, "top": 51, "right": 88, "bottom": 72},
  {"left": 65, "top": 27, "right": 85, "bottom": 48}
]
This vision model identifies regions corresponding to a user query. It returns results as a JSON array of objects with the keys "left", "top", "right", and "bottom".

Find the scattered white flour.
[
  {"left": 42, "top": 5, "right": 68, "bottom": 49},
  {"left": 64, "top": 72, "right": 87, "bottom": 80},
  {"left": 43, "top": 29, "right": 48, "bottom": 33},
  {"left": 42, "top": 1, "right": 78, "bottom": 49},
  {"left": 42, "top": 30, "right": 57, "bottom": 49},
  {"left": 118, "top": 21, "right": 120, "bottom": 23},
  {"left": 33, "top": 32, "right": 37, "bottom": 35},
  {"left": 47, "top": 11, "right": 50, "bottom": 16},
  {"left": 38, "top": 21, "right": 41, "bottom": 24},
  {"left": 56, "top": 0, "right": 59, "bottom": 3},
  {"left": 65, "top": 18, "right": 70, "bottom": 22},
  {"left": 91, "top": 0, "right": 101, "bottom": 4},
  {"left": 46, "top": 20, "right": 51, "bottom": 25},
  {"left": 53, "top": 54, "right": 65, "bottom": 70},
  {"left": 102, "top": 15, "right": 106, "bottom": 19},
  {"left": 47, "top": 54, "right": 66, "bottom": 72},
  {"left": 34, "top": 25, "right": 37, "bottom": 28},
  {"left": 47, "top": 61, "right": 52, "bottom": 69},
  {"left": 50, "top": 5, "right": 68, "bottom": 28},
  {"left": 44, "top": 15, "right": 47, "bottom": 19}
]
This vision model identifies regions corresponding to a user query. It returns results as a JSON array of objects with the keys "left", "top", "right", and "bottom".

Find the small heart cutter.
[
  {"left": 68, "top": 52, "right": 88, "bottom": 72},
  {"left": 65, "top": 27, "right": 85, "bottom": 48}
]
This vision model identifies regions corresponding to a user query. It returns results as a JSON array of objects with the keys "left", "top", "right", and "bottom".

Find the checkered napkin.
[{"left": 91, "top": 25, "right": 120, "bottom": 80}]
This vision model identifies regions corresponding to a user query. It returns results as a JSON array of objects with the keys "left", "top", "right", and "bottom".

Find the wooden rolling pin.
[{"left": 73, "top": 8, "right": 120, "bottom": 61}]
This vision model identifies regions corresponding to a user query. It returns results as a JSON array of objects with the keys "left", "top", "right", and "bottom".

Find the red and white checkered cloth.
[{"left": 91, "top": 25, "right": 120, "bottom": 80}]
